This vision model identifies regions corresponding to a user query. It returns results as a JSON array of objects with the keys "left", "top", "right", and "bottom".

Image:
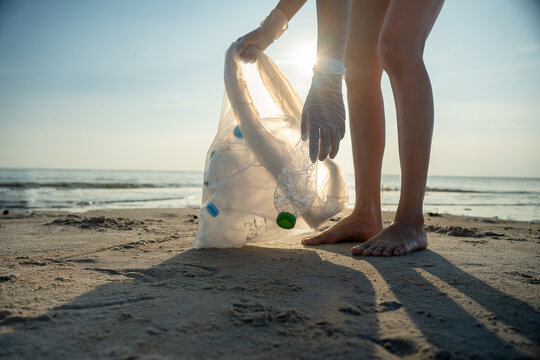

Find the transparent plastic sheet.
[{"left": 194, "top": 42, "right": 348, "bottom": 248}]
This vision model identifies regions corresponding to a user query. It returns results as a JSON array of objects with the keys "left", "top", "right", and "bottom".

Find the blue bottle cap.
[
  {"left": 233, "top": 126, "right": 243, "bottom": 139},
  {"left": 206, "top": 202, "right": 219, "bottom": 217}
]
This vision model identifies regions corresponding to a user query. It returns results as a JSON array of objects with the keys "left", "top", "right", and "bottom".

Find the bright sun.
[{"left": 292, "top": 42, "right": 317, "bottom": 70}]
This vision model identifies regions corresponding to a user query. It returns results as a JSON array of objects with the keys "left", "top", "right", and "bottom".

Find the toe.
[
  {"left": 362, "top": 249, "right": 372, "bottom": 256},
  {"left": 302, "top": 231, "right": 336, "bottom": 245},
  {"left": 351, "top": 244, "right": 367, "bottom": 255},
  {"left": 372, "top": 246, "right": 385, "bottom": 257},
  {"left": 301, "top": 236, "right": 318, "bottom": 245},
  {"left": 382, "top": 245, "right": 398, "bottom": 257},
  {"left": 352, "top": 237, "right": 378, "bottom": 255},
  {"left": 393, "top": 246, "right": 406, "bottom": 256},
  {"left": 302, "top": 237, "right": 322, "bottom": 246},
  {"left": 364, "top": 244, "right": 380, "bottom": 256}
]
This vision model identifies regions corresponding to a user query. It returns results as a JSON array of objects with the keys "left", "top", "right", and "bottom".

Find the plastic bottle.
[{"left": 273, "top": 139, "right": 317, "bottom": 229}]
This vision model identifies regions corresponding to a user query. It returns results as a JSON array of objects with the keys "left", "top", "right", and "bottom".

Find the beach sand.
[{"left": 0, "top": 208, "right": 538, "bottom": 359}]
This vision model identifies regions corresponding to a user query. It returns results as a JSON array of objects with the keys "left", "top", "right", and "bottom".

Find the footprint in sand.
[
  {"left": 375, "top": 300, "right": 402, "bottom": 313},
  {"left": 372, "top": 337, "right": 419, "bottom": 357},
  {"left": 46, "top": 216, "right": 145, "bottom": 231},
  {"left": 339, "top": 306, "right": 364, "bottom": 316}
]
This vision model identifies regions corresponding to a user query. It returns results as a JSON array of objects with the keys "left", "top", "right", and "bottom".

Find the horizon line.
[{"left": 1, "top": 166, "right": 539, "bottom": 180}]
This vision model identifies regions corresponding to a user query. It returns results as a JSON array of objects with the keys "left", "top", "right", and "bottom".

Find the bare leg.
[
  {"left": 303, "top": 0, "right": 389, "bottom": 245},
  {"left": 352, "top": 0, "right": 444, "bottom": 256}
]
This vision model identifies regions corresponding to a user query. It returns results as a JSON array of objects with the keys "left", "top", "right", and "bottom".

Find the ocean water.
[{"left": 0, "top": 168, "right": 538, "bottom": 222}]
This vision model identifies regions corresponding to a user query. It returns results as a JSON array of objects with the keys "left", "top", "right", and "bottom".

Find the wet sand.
[{"left": 0, "top": 208, "right": 539, "bottom": 359}]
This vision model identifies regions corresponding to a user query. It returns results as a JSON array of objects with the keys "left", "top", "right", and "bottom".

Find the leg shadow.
[
  {"left": 1, "top": 247, "right": 388, "bottom": 359},
  {"left": 320, "top": 244, "right": 539, "bottom": 359}
]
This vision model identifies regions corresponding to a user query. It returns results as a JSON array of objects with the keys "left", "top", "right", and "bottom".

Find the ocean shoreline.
[
  {"left": 2, "top": 168, "right": 539, "bottom": 221},
  {"left": 3, "top": 206, "right": 539, "bottom": 225}
]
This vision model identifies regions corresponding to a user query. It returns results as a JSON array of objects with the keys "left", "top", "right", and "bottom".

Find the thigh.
[
  {"left": 345, "top": 0, "right": 389, "bottom": 72},
  {"left": 379, "top": 0, "right": 444, "bottom": 54}
]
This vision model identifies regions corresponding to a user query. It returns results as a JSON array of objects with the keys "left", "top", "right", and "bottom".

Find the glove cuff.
[
  {"left": 313, "top": 56, "right": 347, "bottom": 76},
  {"left": 310, "top": 72, "right": 343, "bottom": 93},
  {"left": 260, "top": 8, "right": 288, "bottom": 43}
]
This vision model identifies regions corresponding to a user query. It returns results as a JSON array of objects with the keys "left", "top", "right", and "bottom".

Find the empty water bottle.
[{"left": 273, "top": 139, "right": 317, "bottom": 229}]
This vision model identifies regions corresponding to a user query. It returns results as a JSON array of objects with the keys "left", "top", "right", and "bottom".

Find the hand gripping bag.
[{"left": 194, "top": 41, "right": 348, "bottom": 248}]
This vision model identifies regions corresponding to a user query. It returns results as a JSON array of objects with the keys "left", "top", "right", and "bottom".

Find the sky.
[{"left": 0, "top": 0, "right": 539, "bottom": 177}]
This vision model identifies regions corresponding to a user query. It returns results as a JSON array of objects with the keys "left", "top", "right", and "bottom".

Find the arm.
[
  {"left": 315, "top": 0, "right": 350, "bottom": 61},
  {"left": 276, "top": 0, "right": 307, "bottom": 21},
  {"left": 302, "top": 0, "right": 351, "bottom": 162},
  {"left": 237, "top": 0, "right": 307, "bottom": 63}
]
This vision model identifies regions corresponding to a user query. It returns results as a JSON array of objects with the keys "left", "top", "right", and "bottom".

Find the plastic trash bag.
[{"left": 194, "top": 41, "right": 348, "bottom": 248}]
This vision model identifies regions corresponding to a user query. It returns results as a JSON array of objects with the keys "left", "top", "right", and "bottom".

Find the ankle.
[
  {"left": 393, "top": 212, "right": 425, "bottom": 230},
  {"left": 351, "top": 206, "right": 382, "bottom": 226}
]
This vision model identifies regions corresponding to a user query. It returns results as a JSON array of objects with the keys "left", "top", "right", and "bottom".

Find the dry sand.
[{"left": 0, "top": 208, "right": 539, "bottom": 359}]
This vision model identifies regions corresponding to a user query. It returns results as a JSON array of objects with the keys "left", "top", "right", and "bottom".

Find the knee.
[{"left": 377, "top": 36, "right": 424, "bottom": 77}]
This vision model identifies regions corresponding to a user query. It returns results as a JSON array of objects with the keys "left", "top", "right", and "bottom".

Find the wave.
[
  {"left": 79, "top": 196, "right": 188, "bottom": 205},
  {"left": 379, "top": 186, "right": 539, "bottom": 195},
  {"left": 424, "top": 187, "right": 538, "bottom": 194},
  {"left": 381, "top": 202, "right": 539, "bottom": 207},
  {"left": 0, "top": 196, "right": 191, "bottom": 209},
  {"left": 0, "top": 182, "right": 201, "bottom": 189},
  {"left": 2, "top": 182, "right": 539, "bottom": 195}
]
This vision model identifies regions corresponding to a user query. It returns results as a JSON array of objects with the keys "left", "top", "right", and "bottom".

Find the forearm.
[
  {"left": 316, "top": 0, "right": 350, "bottom": 62},
  {"left": 276, "top": 0, "right": 307, "bottom": 21}
]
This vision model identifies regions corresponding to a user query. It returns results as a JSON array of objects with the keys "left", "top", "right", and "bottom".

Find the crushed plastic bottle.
[{"left": 273, "top": 139, "right": 316, "bottom": 229}]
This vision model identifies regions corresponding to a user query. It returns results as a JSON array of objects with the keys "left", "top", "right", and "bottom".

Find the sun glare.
[{"left": 292, "top": 42, "right": 317, "bottom": 70}]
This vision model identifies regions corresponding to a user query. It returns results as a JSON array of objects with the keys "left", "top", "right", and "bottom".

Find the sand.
[{"left": 0, "top": 208, "right": 539, "bottom": 359}]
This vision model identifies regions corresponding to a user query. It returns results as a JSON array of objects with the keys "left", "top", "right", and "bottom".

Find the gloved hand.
[
  {"left": 237, "top": 8, "right": 288, "bottom": 63},
  {"left": 301, "top": 69, "right": 346, "bottom": 163}
]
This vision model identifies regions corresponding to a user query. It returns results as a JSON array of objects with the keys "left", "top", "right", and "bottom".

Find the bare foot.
[
  {"left": 302, "top": 214, "right": 382, "bottom": 245},
  {"left": 351, "top": 219, "right": 427, "bottom": 256}
]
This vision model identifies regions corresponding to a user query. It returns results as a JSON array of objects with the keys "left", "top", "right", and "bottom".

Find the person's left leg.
[{"left": 352, "top": 0, "right": 444, "bottom": 256}]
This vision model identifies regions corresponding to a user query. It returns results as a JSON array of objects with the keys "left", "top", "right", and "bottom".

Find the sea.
[{"left": 0, "top": 168, "right": 539, "bottom": 222}]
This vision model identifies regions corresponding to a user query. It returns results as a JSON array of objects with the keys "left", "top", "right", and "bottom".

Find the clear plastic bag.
[{"left": 194, "top": 42, "right": 348, "bottom": 248}]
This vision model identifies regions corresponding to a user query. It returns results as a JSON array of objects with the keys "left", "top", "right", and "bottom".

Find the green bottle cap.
[{"left": 276, "top": 212, "right": 296, "bottom": 229}]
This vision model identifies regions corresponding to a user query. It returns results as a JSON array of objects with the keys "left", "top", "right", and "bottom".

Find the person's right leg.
[
  {"left": 351, "top": 0, "right": 444, "bottom": 256},
  {"left": 303, "top": 0, "right": 389, "bottom": 245}
]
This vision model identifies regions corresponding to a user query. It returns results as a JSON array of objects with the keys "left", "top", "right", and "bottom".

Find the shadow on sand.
[
  {"left": 0, "top": 245, "right": 538, "bottom": 359},
  {"left": 322, "top": 245, "right": 540, "bottom": 359}
]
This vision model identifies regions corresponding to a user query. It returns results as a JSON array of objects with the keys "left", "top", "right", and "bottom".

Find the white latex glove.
[
  {"left": 301, "top": 69, "right": 346, "bottom": 163},
  {"left": 237, "top": 8, "right": 288, "bottom": 63}
]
